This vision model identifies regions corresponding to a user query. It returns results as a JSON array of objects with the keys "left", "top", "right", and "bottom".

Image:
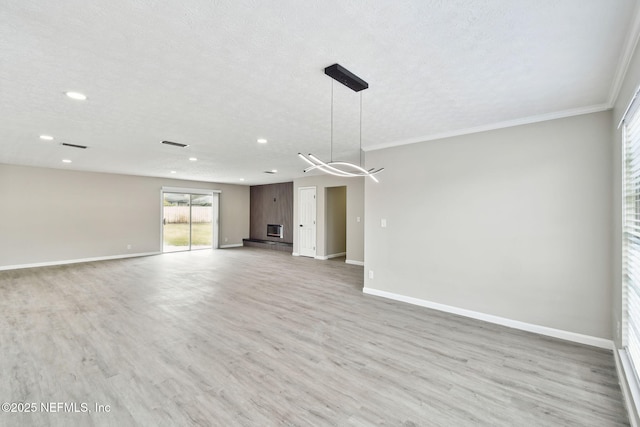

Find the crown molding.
[
  {"left": 365, "top": 3, "right": 640, "bottom": 154},
  {"left": 364, "top": 103, "right": 611, "bottom": 152}
]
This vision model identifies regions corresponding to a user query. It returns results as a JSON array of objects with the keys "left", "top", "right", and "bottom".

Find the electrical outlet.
[
  {"left": 357, "top": 216, "right": 361, "bottom": 223},
  {"left": 381, "top": 219, "right": 387, "bottom": 228},
  {"left": 126, "top": 244, "right": 132, "bottom": 250},
  {"left": 224, "top": 237, "right": 228, "bottom": 243},
  {"left": 369, "top": 270, "right": 374, "bottom": 279}
]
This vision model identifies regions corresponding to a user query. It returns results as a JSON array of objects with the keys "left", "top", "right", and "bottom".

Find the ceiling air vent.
[
  {"left": 263, "top": 170, "right": 276, "bottom": 174},
  {"left": 161, "top": 140, "right": 189, "bottom": 148},
  {"left": 61, "top": 143, "right": 88, "bottom": 149}
]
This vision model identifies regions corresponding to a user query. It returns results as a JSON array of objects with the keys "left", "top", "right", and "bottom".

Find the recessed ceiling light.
[
  {"left": 271, "top": 169, "right": 278, "bottom": 173},
  {"left": 65, "top": 91, "right": 87, "bottom": 100},
  {"left": 170, "top": 171, "right": 177, "bottom": 174},
  {"left": 62, "top": 159, "right": 72, "bottom": 163},
  {"left": 257, "top": 138, "right": 267, "bottom": 144},
  {"left": 39, "top": 135, "right": 54, "bottom": 140},
  {"left": 189, "top": 157, "right": 197, "bottom": 161},
  {"left": 239, "top": 178, "right": 245, "bottom": 181}
]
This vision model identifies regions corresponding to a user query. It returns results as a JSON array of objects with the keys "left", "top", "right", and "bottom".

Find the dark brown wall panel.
[{"left": 250, "top": 182, "right": 293, "bottom": 243}]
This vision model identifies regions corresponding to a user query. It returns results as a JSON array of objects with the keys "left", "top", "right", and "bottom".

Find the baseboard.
[
  {"left": 345, "top": 259, "right": 364, "bottom": 266},
  {"left": 292, "top": 252, "right": 300, "bottom": 257},
  {"left": 327, "top": 252, "right": 346, "bottom": 259},
  {"left": 362, "top": 287, "right": 614, "bottom": 350},
  {"left": 617, "top": 349, "right": 640, "bottom": 426},
  {"left": 315, "top": 252, "right": 346, "bottom": 261},
  {"left": 0, "top": 252, "right": 161, "bottom": 271},
  {"left": 220, "top": 243, "right": 243, "bottom": 249}
]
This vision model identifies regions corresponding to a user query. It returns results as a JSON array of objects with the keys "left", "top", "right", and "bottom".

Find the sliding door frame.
[{"left": 160, "top": 187, "right": 221, "bottom": 252}]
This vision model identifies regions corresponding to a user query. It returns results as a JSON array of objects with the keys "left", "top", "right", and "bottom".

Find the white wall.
[
  {"left": 0, "top": 164, "right": 249, "bottom": 268},
  {"left": 293, "top": 175, "right": 364, "bottom": 263},
  {"left": 364, "top": 111, "right": 613, "bottom": 339}
]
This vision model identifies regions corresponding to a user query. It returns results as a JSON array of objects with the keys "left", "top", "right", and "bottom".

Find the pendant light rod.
[
  {"left": 331, "top": 80, "right": 334, "bottom": 162},
  {"left": 360, "top": 92, "right": 363, "bottom": 167}
]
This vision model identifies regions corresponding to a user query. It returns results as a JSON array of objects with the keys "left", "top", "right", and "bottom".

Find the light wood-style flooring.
[{"left": 0, "top": 248, "right": 628, "bottom": 426}]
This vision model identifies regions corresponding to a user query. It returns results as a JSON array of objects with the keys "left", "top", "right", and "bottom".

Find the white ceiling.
[{"left": 1, "top": 0, "right": 638, "bottom": 185}]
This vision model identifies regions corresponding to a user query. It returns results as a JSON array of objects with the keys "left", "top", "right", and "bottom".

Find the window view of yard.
[
  {"left": 163, "top": 193, "right": 213, "bottom": 252},
  {"left": 163, "top": 223, "right": 212, "bottom": 247}
]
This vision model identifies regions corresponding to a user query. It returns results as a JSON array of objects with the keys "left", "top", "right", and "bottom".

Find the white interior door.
[{"left": 298, "top": 187, "right": 316, "bottom": 258}]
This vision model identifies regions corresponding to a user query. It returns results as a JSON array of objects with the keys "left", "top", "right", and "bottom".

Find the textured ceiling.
[{"left": 0, "top": 0, "right": 638, "bottom": 184}]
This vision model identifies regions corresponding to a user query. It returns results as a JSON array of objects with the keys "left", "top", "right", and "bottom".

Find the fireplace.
[{"left": 267, "top": 224, "right": 283, "bottom": 238}]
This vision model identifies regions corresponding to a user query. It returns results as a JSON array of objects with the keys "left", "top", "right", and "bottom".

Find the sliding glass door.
[
  {"left": 162, "top": 192, "right": 215, "bottom": 252},
  {"left": 190, "top": 194, "right": 213, "bottom": 250}
]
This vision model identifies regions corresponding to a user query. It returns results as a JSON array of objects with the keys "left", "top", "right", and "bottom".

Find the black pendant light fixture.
[{"left": 298, "top": 63, "right": 384, "bottom": 182}]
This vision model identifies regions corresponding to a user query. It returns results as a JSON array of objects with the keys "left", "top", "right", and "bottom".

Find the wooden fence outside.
[{"left": 163, "top": 206, "right": 212, "bottom": 224}]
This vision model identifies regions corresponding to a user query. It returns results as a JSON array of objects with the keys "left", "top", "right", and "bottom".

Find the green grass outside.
[{"left": 163, "top": 223, "right": 212, "bottom": 247}]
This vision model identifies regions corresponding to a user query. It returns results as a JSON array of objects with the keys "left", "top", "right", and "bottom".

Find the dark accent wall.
[{"left": 250, "top": 182, "right": 293, "bottom": 243}]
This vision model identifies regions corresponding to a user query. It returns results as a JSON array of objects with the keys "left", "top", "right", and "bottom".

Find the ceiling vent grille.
[
  {"left": 161, "top": 140, "right": 189, "bottom": 148},
  {"left": 263, "top": 170, "right": 276, "bottom": 174},
  {"left": 61, "top": 142, "right": 88, "bottom": 149}
]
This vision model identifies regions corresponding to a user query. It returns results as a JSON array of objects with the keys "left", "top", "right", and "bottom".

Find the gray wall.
[
  {"left": 0, "top": 164, "right": 249, "bottom": 267},
  {"left": 364, "top": 111, "right": 613, "bottom": 339},
  {"left": 326, "top": 186, "right": 347, "bottom": 256},
  {"left": 293, "top": 175, "right": 364, "bottom": 263},
  {"left": 249, "top": 182, "right": 293, "bottom": 243}
]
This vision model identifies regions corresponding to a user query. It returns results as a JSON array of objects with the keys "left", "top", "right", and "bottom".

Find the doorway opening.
[
  {"left": 162, "top": 189, "right": 219, "bottom": 253},
  {"left": 325, "top": 186, "right": 347, "bottom": 260}
]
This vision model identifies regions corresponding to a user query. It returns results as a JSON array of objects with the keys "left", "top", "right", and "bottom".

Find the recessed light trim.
[
  {"left": 40, "top": 135, "right": 54, "bottom": 141},
  {"left": 65, "top": 91, "right": 87, "bottom": 100},
  {"left": 257, "top": 138, "right": 268, "bottom": 144},
  {"left": 271, "top": 169, "right": 278, "bottom": 173},
  {"left": 170, "top": 171, "right": 177, "bottom": 174},
  {"left": 62, "top": 159, "right": 72, "bottom": 163},
  {"left": 239, "top": 178, "right": 245, "bottom": 181},
  {"left": 189, "top": 157, "right": 198, "bottom": 161}
]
